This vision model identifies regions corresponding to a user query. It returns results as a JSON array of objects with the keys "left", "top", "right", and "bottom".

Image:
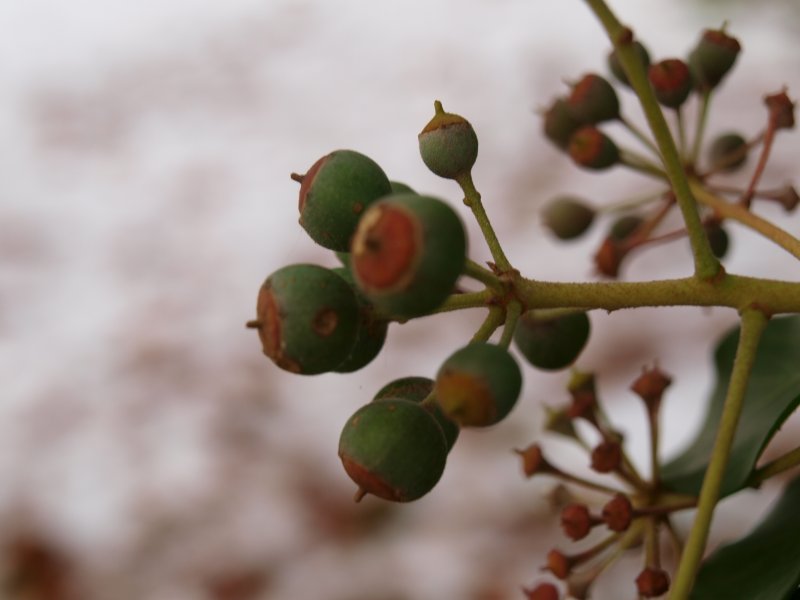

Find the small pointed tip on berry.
[
  {"left": 514, "top": 443, "right": 551, "bottom": 477},
  {"left": 290, "top": 172, "right": 304, "bottom": 183},
  {"left": 433, "top": 99, "right": 445, "bottom": 114},
  {"left": 245, "top": 320, "right": 261, "bottom": 329},
  {"left": 353, "top": 487, "right": 368, "bottom": 503}
]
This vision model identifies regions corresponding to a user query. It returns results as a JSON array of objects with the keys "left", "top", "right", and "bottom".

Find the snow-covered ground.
[{"left": 2, "top": 1, "right": 799, "bottom": 598}]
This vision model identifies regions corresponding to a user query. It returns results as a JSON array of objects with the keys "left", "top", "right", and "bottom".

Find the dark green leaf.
[
  {"left": 662, "top": 315, "right": 800, "bottom": 496},
  {"left": 691, "top": 474, "right": 800, "bottom": 600}
]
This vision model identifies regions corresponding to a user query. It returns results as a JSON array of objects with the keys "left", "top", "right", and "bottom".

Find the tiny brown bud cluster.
[
  {"left": 602, "top": 494, "right": 634, "bottom": 532},
  {"left": 560, "top": 504, "right": 599, "bottom": 541},
  {"left": 636, "top": 567, "right": 671, "bottom": 597},
  {"left": 765, "top": 89, "right": 795, "bottom": 130},
  {"left": 631, "top": 366, "right": 672, "bottom": 406},
  {"left": 590, "top": 440, "right": 622, "bottom": 473}
]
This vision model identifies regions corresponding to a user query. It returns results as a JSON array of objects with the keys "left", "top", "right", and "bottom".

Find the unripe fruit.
[
  {"left": 351, "top": 193, "right": 467, "bottom": 319},
  {"left": 568, "top": 127, "right": 619, "bottom": 170},
  {"left": 567, "top": 74, "right": 619, "bottom": 123},
  {"left": 542, "top": 196, "right": 596, "bottom": 240},
  {"left": 435, "top": 343, "right": 522, "bottom": 427},
  {"left": 609, "top": 214, "right": 644, "bottom": 241},
  {"left": 418, "top": 101, "right": 478, "bottom": 179},
  {"left": 373, "top": 377, "right": 459, "bottom": 451},
  {"left": 706, "top": 222, "right": 730, "bottom": 259},
  {"left": 296, "top": 150, "right": 392, "bottom": 251},
  {"left": 608, "top": 41, "right": 651, "bottom": 86},
  {"left": 688, "top": 28, "right": 741, "bottom": 91},
  {"left": 331, "top": 268, "right": 389, "bottom": 373},
  {"left": 707, "top": 132, "right": 748, "bottom": 172},
  {"left": 248, "top": 264, "right": 359, "bottom": 375},
  {"left": 648, "top": 59, "right": 692, "bottom": 109},
  {"left": 338, "top": 399, "right": 447, "bottom": 502},
  {"left": 514, "top": 311, "right": 591, "bottom": 371},
  {"left": 389, "top": 180, "right": 417, "bottom": 195},
  {"left": 543, "top": 98, "right": 583, "bottom": 150}
]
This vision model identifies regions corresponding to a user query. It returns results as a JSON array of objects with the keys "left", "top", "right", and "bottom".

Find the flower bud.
[
  {"left": 590, "top": 440, "right": 622, "bottom": 473},
  {"left": 630, "top": 366, "right": 672, "bottom": 406},
  {"left": 688, "top": 27, "right": 741, "bottom": 91},
  {"left": 560, "top": 504, "right": 596, "bottom": 541},
  {"left": 636, "top": 567, "right": 670, "bottom": 597},
  {"left": 602, "top": 494, "right": 634, "bottom": 532},
  {"left": 764, "top": 89, "right": 795, "bottom": 130}
]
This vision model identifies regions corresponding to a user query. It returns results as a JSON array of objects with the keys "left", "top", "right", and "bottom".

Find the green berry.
[
  {"left": 568, "top": 126, "right": 619, "bottom": 170},
  {"left": 648, "top": 59, "right": 693, "bottom": 109},
  {"left": 542, "top": 97, "right": 583, "bottom": 150},
  {"left": 542, "top": 196, "right": 596, "bottom": 240},
  {"left": 389, "top": 181, "right": 417, "bottom": 195},
  {"left": 514, "top": 311, "right": 591, "bottom": 371},
  {"left": 418, "top": 101, "right": 479, "bottom": 179},
  {"left": 608, "top": 41, "right": 651, "bottom": 87},
  {"left": 435, "top": 343, "right": 522, "bottom": 427},
  {"left": 351, "top": 193, "right": 467, "bottom": 319},
  {"left": 248, "top": 264, "right": 359, "bottom": 375},
  {"left": 338, "top": 399, "right": 447, "bottom": 502},
  {"left": 609, "top": 214, "right": 644, "bottom": 241},
  {"left": 296, "top": 150, "right": 392, "bottom": 251},
  {"left": 688, "top": 28, "right": 741, "bottom": 91},
  {"left": 707, "top": 132, "right": 748, "bottom": 172},
  {"left": 373, "top": 377, "right": 459, "bottom": 451},
  {"left": 331, "top": 268, "right": 389, "bottom": 373},
  {"left": 567, "top": 74, "right": 620, "bottom": 123},
  {"left": 706, "top": 223, "right": 730, "bottom": 259}
]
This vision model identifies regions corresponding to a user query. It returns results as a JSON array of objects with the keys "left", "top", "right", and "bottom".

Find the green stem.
[
  {"left": 498, "top": 301, "right": 522, "bottom": 349},
  {"left": 619, "top": 149, "right": 668, "bottom": 179},
  {"left": 620, "top": 115, "right": 662, "bottom": 157},
  {"left": 690, "top": 181, "right": 800, "bottom": 260},
  {"left": 471, "top": 306, "right": 505, "bottom": 343},
  {"left": 676, "top": 106, "right": 687, "bottom": 160},
  {"left": 456, "top": 172, "right": 513, "bottom": 272},
  {"left": 584, "top": 0, "right": 721, "bottom": 281},
  {"left": 749, "top": 446, "right": 800, "bottom": 487},
  {"left": 513, "top": 274, "right": 800, "bottom": 315},
  {"left": 691, "top": 90, "right": 712, "bottom": 166},
  {"left": 463, "top": 258, "right": 502, "bottom": 290},
  {"left": 428, "top": 290, "right": 493, "bottom": 315},
  {"left": 669, "top": 308, "right": 768, "bottom": 600}
]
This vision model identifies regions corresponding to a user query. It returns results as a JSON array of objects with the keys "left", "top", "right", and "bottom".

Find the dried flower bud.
[
  {"left": 546, "top": 549, "right": 572, "bottom": 580},
  {"left": 593, "top": 237, "right": 626, "bottom": 278},
  {"left": 631, "top": 366, "right": 672, "bottom": 405},
  {"left": 523, "top": 582, "right": 560, "bottom": 600},
  {"left": 514, "top": 444, "right": 553, "bottom": 478},
  {"left": 764, "top": 89, "right": 795, "bottom": 130},
  {"left": 769, "top": 184, "right": 799, "bottom": 212},
  {"left": 567, "top": 371, "right": 598, "bottom": 420},
  {"left": 591, "top": 440, "right": 622, "bottom": 473},
  {"left": 560, "top": 504, "right": 596, "bottom": 541},
  {"left": 602, "top": 494, "right": 634, "bottom": 532},
  {"left": 544, "top": 405, "right": 580, "bottom": 439},
  {"left": 636, "top": 567, "right": 671, "bottom": 597}
]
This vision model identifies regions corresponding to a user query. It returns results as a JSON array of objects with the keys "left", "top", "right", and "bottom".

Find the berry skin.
[
  {"left": 249, "top": 264, "right": 359, "bottom": 375},
  {"left": 338, "top": 399, "right": 447, "bottom": 502},
  {"left": 296, "top": 150, "right": 392, "bottom": 252},
  {"left": 568, "top": 126, "right": 619, "bottom": 170},
  {"left": 609, "top": 214, "right": 644, "bottom": 241},
  {"left": 389, "top": 180, "right": 417, "bottom": 195},
  {"left": 351, "top": 193, "right": 467, "bottom": 319},
  {"left": 418, "top": 101, "right": 479, "bottom": 179},
  {"left": 435, "top": 343, "right": 522, "bottom": 427},
  {"left": 542, "top": 196, "right": 596, "bottom": 241},
  {"left": 706, "top": 222, "right": 730, "bottom": 259},
  {"left": 331, "top": 268, "right": 389, "bottom": 373},
  {"left": 567, "top": 74, "right": 620, "bottom": 124},
  {"left": 707, "top": 132, "right": 748, "bottom": 172},
  {"left": 688, "top": 28, "right": 741, "bottom": 91},
  {"left": 648, "top": 59, "right": 693, "bottom": 109},
  {"left": 373, "top": 377, "right": 459, "bottom": 451},
  {"left": 514, "top": 311, "right": 591, "bottom": 371},
  {"left": 608, "top": 41, "right": 651, "bottom": 86},
  {"left": 543, "top": 98, "right": 583, "bottom": 150}
]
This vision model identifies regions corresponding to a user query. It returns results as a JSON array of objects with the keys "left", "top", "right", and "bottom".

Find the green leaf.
[
  {"left": 691, "top": 473, "right": 800, "bottom": 600},
  {"left": 661, "top": 315, "right": 800, "bottom": 496}
]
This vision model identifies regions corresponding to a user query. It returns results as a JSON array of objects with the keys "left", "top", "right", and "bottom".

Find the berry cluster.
[
  {"left": 249, "top": 102, "right": 593, "bottom": 503},
  {"left": 540, "top": 26, "right": 797, "bottom": 278},
  {"left": 520, "top": 367, "right": 688, "bottom": 599}
]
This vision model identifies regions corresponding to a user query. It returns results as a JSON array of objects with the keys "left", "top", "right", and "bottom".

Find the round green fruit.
[
  {"left": 688, "top": 28, "right": 741, "bottom": 91},
  {"left": 435, "top": 343, "right": 522, "bottom": 427},
  {"left": 373, "top": 377, "right": 459, "bottom": 451},
  {"left": 389, "top": 181, "right": 417, "bottom": 195},
  {"left": 648, "top": 59, "right": 692, "bottom": 109},
  {"left": 351, "top": 193, "right": 467, "bottom": 319},
  {"left": 418, "top": 101, "right": 479, "bottom": 179},
  {"left": 331, "top": 267, "right": 389, "bottom": 373},
  {"left": 706, "top": 223, "right": 730, "bottom": 259},
  {"left": 296, "top": 150, "right": 392, "bottom": 252},
  {"left": 567, "top": 73, "right": 620, "bottom": 124},
  {"left": 338, "top": 399, "right": 448, "bottom": 502},
  {"left": 542, "top": 196, "right": 596, "bottom": 240},
  {"left": 568, "top": 126, "right": 619, "bottom": 170},
  {"left": 707, "top": 132, "right": 748, "bottom": 172},
  {"left": 609, "top": 214, "right": 644, "bottom": 242},
  {"left": 249, "top": 264, "right": 359, "bottom": 375},
  {"left": 608, "top": 41, "right": 651, "bottom": 87},
  {"left": 514, "top": 311, "right": 591, "bottom": 371}
]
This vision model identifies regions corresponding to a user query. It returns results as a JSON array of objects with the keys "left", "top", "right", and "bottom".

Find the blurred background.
[{"left": 2, "top": 0, "right": 799, "bottom": 598}]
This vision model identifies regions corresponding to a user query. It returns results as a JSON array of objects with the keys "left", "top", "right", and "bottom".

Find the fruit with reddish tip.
[
  {"left": 338, "top": 399, "right": 447, "bottom": 502},
  {"left": 249, "top": 264, "right": 359, "bottom": 375},
  {"left": 648, "top": 59, "right": 692, "bottom": 109},
  {"left": 568, "top": 126, "right": 619, "bottom": 170},
  {"left": 418, "top": 101, "right": 479, "bottom": 179},
  {"left": 688, "top": 28, "right": 741, "bottom": 90},
  {"left": 567, "top": 73, "right": 620, "bottom": 123},
  {"left": 543, "top": 98, "right": 583, "bottom": 149}
]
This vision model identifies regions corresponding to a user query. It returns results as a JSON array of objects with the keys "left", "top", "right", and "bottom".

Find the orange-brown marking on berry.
[
  {"left": 704, "top": 29, "right": 741, "bottom": 52},
  {"left": 339, "top": 456, "right": 403, "bottom": 502},
  {"left": 649, "top": 59, "right": 689, "bottom": 93},
  {"left": 435, "top": 370, "right": 494, "bottom": 426},
  {"left": 570, "top": 128, "right": 604, "bottom": 165},
  {"left": 352, "top": 201, "right": 364, "bottom": 215},
  {"left": 297, "top": 155, "right": 328, "bottom": 213},
  {"left": 569, "top": 75, "right": 598, "bottom": 107},
  {"left": 352, "top": 205, "right": 420, "bottom": 293},
  {"left": 255, "top": 284, "right": 301, "bottom": 373},
  {"left": 312, "top": 308, "right": 338, "bottom": 337}
]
